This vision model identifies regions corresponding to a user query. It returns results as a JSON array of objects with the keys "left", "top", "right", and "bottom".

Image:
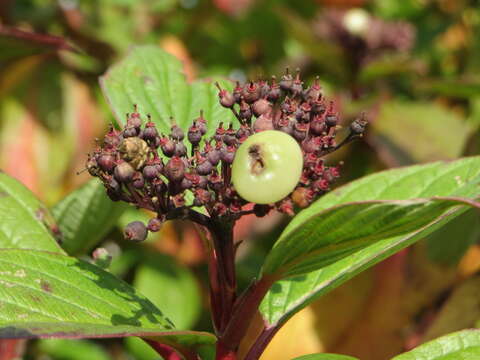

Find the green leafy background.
[{"left": 1, "top": 1, "right": 480, "bottom": 359}]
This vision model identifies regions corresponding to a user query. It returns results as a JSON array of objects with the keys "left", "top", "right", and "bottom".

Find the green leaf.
[
  {"left": 426, "top": 208, "right": 480, "bottom": 265},
  {"left": 292, "top": 354, "right": 358, "bottom": 360},
  {"left": 0, "top": 249, "right": 215, "bottom": 353},
  {"left": 37, "top": 339, "right": 111, "bottom": 360},
  {"left": 262, "top": 157, "right": 480, "bottom": 278},
  {"left": 0, "top": 172, "right": 64, "bottom": 253},
  {"left": 100, "top": 45, "right": 236, "bottom": 136},
  {"left": 260, "top": 206, "right": 463, "bottom": 327},
  {"left": 52, "top": 179, "right": 128, "bottom": 255},
  {"left": 391, "top": 330, "right": 480, "bottom": 360},
  {"left": 133, "top": 254, "right": 201, "bottom": 330},
  {"left": 372, "top": 101, "right": 473, "bottom": 164}
]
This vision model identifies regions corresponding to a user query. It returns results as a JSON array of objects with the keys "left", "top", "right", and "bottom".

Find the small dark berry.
[
  {"left": 252, "top": 98, "right": 272, "bottom": 117},
  {"left": 243, "top": 82, "right": 261, "bottom": 104},
  {"left": 160, "top": 137, "right": 176, "bottom": 157},
  {"left": 220, "top": 146, "right": 236, "bottom": 164},
  {"left": 239, "top": 99, "right": 252, "bottom": 123},
  {"left": 97, "top": 154, "right": 116, "bottom": 173},
  {"left": 325, "top": 113, "right": 338, "bottom": 127},
  {"left": 310, "top": 117, "right": 327, "bottom": 135},
  {"left": 207, "top": 149, "right": 220, "bottom": 166},
  {"left": 253, "top": 114, "right": 274, "bottom": 132},
  {"left": 279, "top": 68, "right": 293, "bottom": 91},
  {"left": 123, "top": 126, "right": 138, "bottom": 138},
  {"left": 292, "top": 122, "right": 308, "bottom": 142},
  {"left": 114, "top": 162, "right": 135, "bottom": 183},
  {"left": 188, "top": 122, "right": 202, "bottom": 146},
  {"left": 124, "top": 221, "right": 148, "bottom": 242},
  {"left": 174, "top": 141, "right": 187, "bottom": 157},
  {"left": 147, "top": 217, "right": 163, "bottom": 232},
  {"left": 268, "top": 76, "right": 281, "bottom": 102},
  {"left": 171, "top": 125, "right": 184, "bottom": 141},
  {"left": 165, "top": 156, "right": 185, "bottom": 182},
  {"left": 197, "top": 159, "right": 213, "bottom": 175},
  {"left": 350, "top": 117, "right": 367, "bottom": 135},
  {"left": 143, "top": 123, "right": 159, "bottom": 141},
  {"left": 193, "top": 189, "right": 211, "bottom": 206},
  {"left": 132, "top": 172, "right": 145, "bottom": 189},
  {"left": 143, "top": 165, "right": 159, "bottom": 180},
  {"left": 233, "top": 81, "right": 243, "bottom": 103},
  {"left": 215, "top": 83, "right": 236, "bottom": 108}
]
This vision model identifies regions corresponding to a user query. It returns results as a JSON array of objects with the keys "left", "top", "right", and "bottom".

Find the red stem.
[
  {"left": 145, "top": 340, "right": 186, "bottom": 360},
  {"left": 216, "top": 276, "right": 276, "bottom": 357},
  {"left": 243, "top": 325, "right": 281, "bottom": 360}
]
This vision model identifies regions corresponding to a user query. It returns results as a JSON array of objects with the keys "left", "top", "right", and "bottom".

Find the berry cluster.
[
  {"left": 314, "top": 9, "right": 415, "bottom": 64},
  {"left": 87, "top": 71, "right": 366, "bottom": 240}
]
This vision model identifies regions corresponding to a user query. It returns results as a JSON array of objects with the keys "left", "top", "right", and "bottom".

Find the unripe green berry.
[{"left": 232, "top": 130, "right": 303, "bottom": 204}]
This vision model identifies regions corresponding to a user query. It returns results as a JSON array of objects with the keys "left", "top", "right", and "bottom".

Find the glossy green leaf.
[
  {"left": 260, "top": 206, "right": 464, "bottom": 327},
  {"left": 52, "top": 179, "right": 128, "bottom": 255},
  {"left": 292, "top": 354, "right": 358, "bottom": 360},
  {"left": 133, "top": 254, "right": 201, "bottom": 330},
  {"left": 262, "top": 157, "right": 480, "bottom": 278},
  {"left": 0, "top": 172, "right": 64, "bottom": 253},
  {"left": 392, "top": 330, "right": 480, "bottom": 360},
  {"left": 100, "top": 45, "right": 236, "bottom": 136},
  {"left": 0, "top": 249, "right": 215, "bottom": 353}
]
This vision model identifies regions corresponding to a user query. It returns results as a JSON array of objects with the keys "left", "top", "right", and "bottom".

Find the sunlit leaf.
[{"left": 392, "top": 330, "right": 480, "bottom": 360}]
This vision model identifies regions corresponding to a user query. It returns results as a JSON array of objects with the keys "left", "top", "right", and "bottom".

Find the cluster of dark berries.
[
  {"left": 314, "top": 9, "right": 415, "bottom": 64},
  {"left": 87, "top": 72, "right": 366, "bottom": 241}
]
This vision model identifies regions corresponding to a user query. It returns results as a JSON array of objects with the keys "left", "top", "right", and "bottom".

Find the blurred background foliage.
[{"left": 1, "top": 0, "right": 480, "bottom": 359}]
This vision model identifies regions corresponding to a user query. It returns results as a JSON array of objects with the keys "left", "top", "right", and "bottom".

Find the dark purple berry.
[
  {"left": 124, "top": 221, "right": 148, "bottom": 242},
  {"left": 174, "top": 141, "right": 187, "bottom": 157},
  {"left": 97, "top": 154, "right": 116, "bottom": 173},
  {"left": 132, "top": 172, "right": 145, "bottom": 189},
  {"left": 197, "top": 159, "right": 213, "bottom": 175},
  {"left": 243, "top": 82, "right": 261, "bottom": 104},
  {"left": 114, "top": 162, "right": 134, "bottom": 183},
  {"left": 123, "top": 126, "right": 137, "bottom": 138},
  {"left": 147, "top": 218, "right": 163, "bottom": 232},
  {"left": 325, "top": 113, "right": 338, "bottom": 127},
  {"left": 252, "top": 98, "right": 272, "bottom": 117},
  {"left": 350, "top": 116, "right": 367, "bottom": 134},
  {"left": 193, "top": 189, "right": 211, "bottom": 206},
  {"left": 207, "top": 148, "right": 220, "bottom": 166},
  {"left": 143, "top": 165, "right": 159, "bottom": 180},
  {"left": 253, "top": 114, "right": 274, "bottom": 132},
  {"left": 171, "top": 125, "right": 184, "bottom": 141},
  {"left": 279, "top": 68, "right": 293, "bottom": 91},
  {"left": 160, "top": 137, "right": 175, "bottom": 157},
  {"left": 188, "top": 122, "right": 202, "bottom": 146},
  {"left": 143, "top": 123, "right": 158, "bottom": 141},
  {"left": 220, "top": 146, "right": 235, "bottom": 164},
  {"left": 310, "top": 117, "right": 327, "bottom": 135},
  {"left": 268, "top": 76, "right": 281, "bottom": 102},
  {"left": 215, "top": 82, "right": 235, "bottom": 108},
  {"left": 233, "top": 81, "right": 243, "bottom": 103},
  {"left": 239, "top": 99, "right": 252, "bottom": 122},
  {"left": 165, "top": 156, "right": 185, "bottom": 182}
]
